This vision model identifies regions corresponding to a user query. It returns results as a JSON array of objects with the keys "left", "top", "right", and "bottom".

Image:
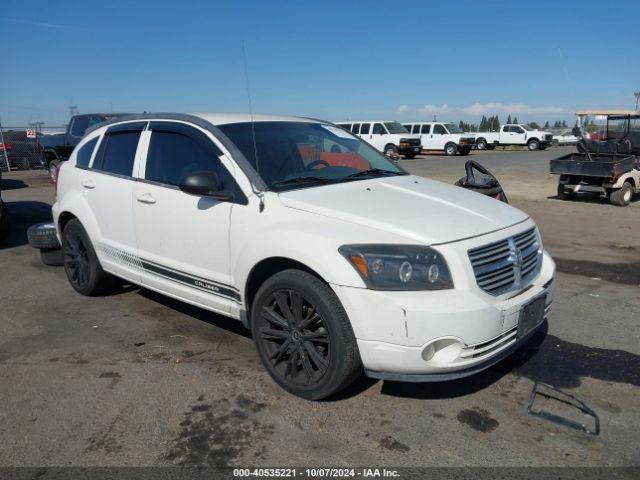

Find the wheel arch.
[{"left": 244, "top": 256, "right": 327, "bottom": 324}]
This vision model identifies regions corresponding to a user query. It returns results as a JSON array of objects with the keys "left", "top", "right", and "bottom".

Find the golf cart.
[{"left": 550, "top": 110, "right": 640, "bottom": 206}]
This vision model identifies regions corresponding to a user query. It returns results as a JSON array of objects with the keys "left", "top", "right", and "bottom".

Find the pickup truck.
[
  {"left": 402, "top": 122, "right": 476, "bottom": 156},
  {"left": 335, "top": 121, "right": 422, "bottom": 159},
  {"left": 475, "top": 124, "right": 553, "bottom": 151},
  {"left": 42, "top": 113, "right": 129, "bottom": 178}
]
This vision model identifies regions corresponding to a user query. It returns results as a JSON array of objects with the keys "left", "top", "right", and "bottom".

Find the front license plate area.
[{"left": 518, "top": 295, "right": 545, "bottom": 339}]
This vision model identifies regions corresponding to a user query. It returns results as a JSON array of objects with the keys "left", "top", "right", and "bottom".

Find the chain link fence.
[{"left": 0, "top": 124, "right": 66, "bottom": 172}]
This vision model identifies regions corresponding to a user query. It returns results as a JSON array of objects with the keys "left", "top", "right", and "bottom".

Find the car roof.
[
  {"left": 190, "top": 112, "right": 318, "bottom": 125},
  {"left": 335, "top": 120, "right": 400, "bottom": 123}
]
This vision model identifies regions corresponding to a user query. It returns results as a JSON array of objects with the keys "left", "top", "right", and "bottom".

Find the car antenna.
[{"left": 241, "top": 40, "right": 265, "bottom": 212}]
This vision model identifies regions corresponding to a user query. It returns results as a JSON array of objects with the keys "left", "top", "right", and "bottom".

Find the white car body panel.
[
  {"left": 476, "top": 124, "right": 553, "bottom": 147},
  {"left": 52, "top": 112, "right": 555, "bottom": 380}
]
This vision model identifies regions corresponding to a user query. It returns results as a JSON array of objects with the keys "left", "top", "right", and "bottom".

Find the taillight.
[{"left": 54, "top": 162, "right": 62, "bottom": 192}]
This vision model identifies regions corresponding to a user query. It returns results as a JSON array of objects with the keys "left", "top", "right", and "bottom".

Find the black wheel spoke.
[
  {"left": 261, "top": 306, "right": 288, "bottom": 328},
  {"left": 290, "top": 290, "right": 304, "bottom": 323},
  {"left": 304, "top": 341, "right": 328, "bottom": 368},
  {"left": 259, "top": 327, "right": 289, "bottom": 340},
  {"left": 300, "top": 349, "right": 314, "bottom": 380},
  {"left": 299, "top": 311, "right": 319, "bottom": 331},
  {"left": 271, "top": 338, "right": 291, "bottom": 365},
  {"left": 274, "top": 291, "right": 294, "bottom": 324}
]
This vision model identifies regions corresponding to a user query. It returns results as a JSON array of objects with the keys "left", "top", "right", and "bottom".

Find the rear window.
[
  {"left": 75, "top": 137, "right": 99, "bottom": 168},
  {"left": 70, "top": 115, "right": 107, "bottom": 138},
  {"left": 96, "top": 131, "right": 141, "bottom": 176}
]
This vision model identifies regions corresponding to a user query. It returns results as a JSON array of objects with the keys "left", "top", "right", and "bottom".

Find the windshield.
[
  {"left": 384, "top": 122, "right": 409, "bottom": 134},
  {"left": 607, "top": 117, "right": 628, "bottom": 140},
  {"left": 444, "top": 123, "right": 462, "bottom": 133},
  {"left": 217, "top": 121, "right": 406, "bottom": 191}
]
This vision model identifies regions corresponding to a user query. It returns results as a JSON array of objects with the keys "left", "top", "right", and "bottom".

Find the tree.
[
  {"left": 543, "top": 121, "right": 550, "bottom": 129},
  {"left": 513, "top": 116, "right": 518, "bottom": 124},
  {"left": 506, "top": 114, "right": 512, "bottom": 124},
  {"left": 528, "top": 121, "right": 541, "bottom": 129},
  {"left": 561, "top": 120, "right": 568, "bottom": 128}
]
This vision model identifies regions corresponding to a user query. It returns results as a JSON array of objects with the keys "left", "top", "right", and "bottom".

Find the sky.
[{"left": 1, "top": 0, "right": 639, "bottom": 128}]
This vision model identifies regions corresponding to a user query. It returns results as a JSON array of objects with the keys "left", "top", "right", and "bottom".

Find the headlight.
[{"left": 339, "top": 244, "right": 453, "bottom": 291}]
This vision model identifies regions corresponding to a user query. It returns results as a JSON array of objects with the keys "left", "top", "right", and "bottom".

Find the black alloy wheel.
[
  {"left": 257, "top": 289, "right": 330, "bottom": 386},
  {"left": 251, "top": 269, "right": 361, "bottom": 400}
]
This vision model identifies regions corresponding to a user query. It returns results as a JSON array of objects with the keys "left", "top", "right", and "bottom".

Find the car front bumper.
[
  {"left": 398, "top": 145, "right": 422, "bottom": 155},
  {"left": 331, "top": 250, "right": 555, "bottom": 381}
]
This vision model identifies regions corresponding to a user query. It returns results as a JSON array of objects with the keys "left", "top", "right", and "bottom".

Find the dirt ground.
[{"left": 0, "top": 148, "right": 638, "bottom": 470}]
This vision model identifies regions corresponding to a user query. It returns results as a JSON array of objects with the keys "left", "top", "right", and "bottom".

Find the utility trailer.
[{"left": 550, "top": 112, "right": 640, "bottom": 206}]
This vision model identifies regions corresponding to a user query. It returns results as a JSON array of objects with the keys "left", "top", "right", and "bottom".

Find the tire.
[
  {"left": 40, "top": 248, "right": 64, "bottom": 266},
  {"left": 609, "top": 182, "right": 633, "bottom": 207},
  {"left": 445, "top": 143, "right": 458, "bottom": 156},
  {"left": 557, "top": 183, "right": 574, "bottom": 201},
  {"left": 539, "top": 146, "right": 547, "bottom": 151},
  {"left": 251, "top": 269, "right": 362, "bottom": 400},
  {"left": 403, "top": 153, "right": 416, "bottom": 159},
  {"left": 62, "top": 219, "right": 118, "bottom": 295},
  {"left": 27, "top": 222, "right": 60, "bottom": 250},
  {"left": 460, "top": 148, "right": 471, "bottom": 156},
  {"left": 486, "top": 145, "right": 496, "bottom": 150},
  {"left": 476, "top": 139, "right": 487, "bottom": 150},
  {"left": 527, "top": 139, "right": 540, "bottom": 151},
  {"left": 384, "top": 144, "right": 398, "bottom": 158}
]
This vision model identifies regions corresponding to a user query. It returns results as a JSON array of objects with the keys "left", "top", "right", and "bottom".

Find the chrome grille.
[{"left": 468, "top": 228, "right": 541, "bottom": 295}]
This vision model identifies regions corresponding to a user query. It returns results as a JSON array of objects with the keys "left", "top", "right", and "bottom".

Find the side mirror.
[{"left": 179, "top": 171, "right": 232, "bottom": 201}]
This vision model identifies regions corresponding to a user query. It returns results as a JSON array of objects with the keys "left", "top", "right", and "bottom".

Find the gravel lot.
[{"left": 0, "top": 147, "right": 639, "bottom": 469}]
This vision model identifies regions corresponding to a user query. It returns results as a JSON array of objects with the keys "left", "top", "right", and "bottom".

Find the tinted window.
[
  {"left": 70, "top": 115, "right": 106, "bottom": 138},
  {"left": 503, "top": 126, "right": 512, "bottom": 132},
  {"left": 413, "top": 125, "right": 421, "bottom": 134},
  {"left": 98, "top": 131, "right": 141, "bottom": 176},
  {"left": 421, "top": 124, "right": 431, "bottom": 134},
  {"left": 433, "top": 124, "right": 447, "bottom": 135},
  {"left": 146, "top": 130, "right": 223, "bottom": 187},
  {"left": 360, "top": 123, "right": 370, "bottom": 134},
  {"left": 351, "top": 123, "right": 361, "bottom": 134},
  {"left": 373, "top": 123, "right": 385, "bottom": 134},
  {"left": 76, "top": 137, "right": 99, "bottom": 168}
]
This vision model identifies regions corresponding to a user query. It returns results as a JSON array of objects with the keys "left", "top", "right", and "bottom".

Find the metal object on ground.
[{"left": 527, "top": 382, "right": 600, "bottom": 436}]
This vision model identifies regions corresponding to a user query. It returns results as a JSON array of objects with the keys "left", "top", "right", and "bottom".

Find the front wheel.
[
  {"left": 476, "top": 139, "right": 487, "bottom": 150},
  {"left": 62, "top": 219, "right": 118, "bottom": 295},
  {"left": 384, "top": 144, "right": 398, "bottom": 158},
  {"left": 557, "top": 183, "right": 574, "bottom": 201},
  {"left": 444, "top": 143, "right": 458, "bottom": 156},
  {"left": 251, "top": 269, "right": 362, "bottom": 400},
  {"left": 527, "top": 140, "right": 540, "bottom": 151},
  {"left": 610, "top": 182, "right": 633, "bottom": 207}
]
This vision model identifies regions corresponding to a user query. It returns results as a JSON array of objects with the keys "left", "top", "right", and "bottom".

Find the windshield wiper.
[
  {"left": 338, "top": 168, "right": 406, "bottom": 182},
  {"left": 268, "top": 176, "right": 337, "bottom": 190}
]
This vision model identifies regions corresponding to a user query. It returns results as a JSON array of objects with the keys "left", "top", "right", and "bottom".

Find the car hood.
[{"left": 278, "top": 175, "right": 528, "bottom": 245}]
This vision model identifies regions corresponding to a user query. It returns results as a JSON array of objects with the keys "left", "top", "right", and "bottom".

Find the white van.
[
  {"left": 403, "top": 122, "right": 476, "bottom": 156},
  {"left": 335, "top": 121, "right": 422, "bottom": 158}
]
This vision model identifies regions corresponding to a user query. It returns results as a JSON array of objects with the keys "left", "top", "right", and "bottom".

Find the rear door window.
[
  {"left": 433, "top": 124, "right": 447, "bottom": 135},
  {"left": 75, "top": 137, "right": 99, "bottom": 168},
  {"left": 351, "top": 123, "right": 361, "bottom": 134},
  {"left": 360, "top": 123, "right": 370, "bottom": 134},
  {"left": 421, "top": 124, "right": 431, "bottom": 134},
  {"left": 94, "top": 131, "right": 142, "bottom": 176}
]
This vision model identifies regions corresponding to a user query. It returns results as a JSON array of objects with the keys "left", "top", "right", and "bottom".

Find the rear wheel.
[
  {"left": 251, "top": 269, "right": 361, "bottom": 400},
  {"left": 476, "top": 139, "right": 487, "bottom": 150},
  {"left": 557, "top": 183, "right": 575, "bottom": 201},
  {"left": 610, "top": 182, "right": 633, "bottom": 207},
  {"left": 444, "top": 143, "right": 458, "bottom": 156},
  {"left": 62, "top": 219, "right": 118, "bottom": 295},
  {"left": 527, "top": 139, "right": 540, "bottom": 151}
]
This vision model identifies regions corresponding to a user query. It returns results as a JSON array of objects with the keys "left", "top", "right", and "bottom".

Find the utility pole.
[
  {"left": 0, "top": 116, "right": 9, "bottom": 171},
  {"left": 29, "top": 121, "right": 45, "bottom": 134},
  {"left": 68, "top": 105, "right": 78, "bottom": 118},
  {"left": 634, "top": 92, "right": 640, "bottom": 111}
]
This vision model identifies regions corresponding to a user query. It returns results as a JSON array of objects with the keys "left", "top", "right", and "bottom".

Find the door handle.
[
  {"left": 136, "top": 192, "right": 156, "bottom": 204},
  {"left": 81, "top": 179, "right": 95, "bottom": 189}
]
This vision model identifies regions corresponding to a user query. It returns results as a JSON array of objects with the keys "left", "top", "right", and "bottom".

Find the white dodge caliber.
[{"left": 52, "top": 113, "right": 555, "bottom": 400}]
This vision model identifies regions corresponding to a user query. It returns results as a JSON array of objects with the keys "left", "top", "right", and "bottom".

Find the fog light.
[{"left": 421, "top": 343, "right": 436, "bottom": 362}]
